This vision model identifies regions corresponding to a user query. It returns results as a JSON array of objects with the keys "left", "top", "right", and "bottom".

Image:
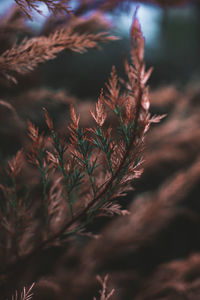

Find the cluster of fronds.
[
  {"left": 0, "top": 11, "right": 151, "bottom": 257},
  {"left": 1, "top": 0, "right": 199, "bottom": 299},
  {"left": 0, "top": 1, "right": 161, "bottom": 297},
  {"left": 28, "top": 83, "right": 200, "bottom": 300}
]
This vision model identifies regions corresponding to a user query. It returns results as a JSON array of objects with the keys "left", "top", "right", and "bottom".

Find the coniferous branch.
[
  {"left": 15, "top": 0, "right": 72, "bottom": 19},
  {"left": 26, "top": 11, "right": 156, "bottom": 248},
  {"left": 0, "top": 1, "right": 199, "bottom": 299},
  {"left": 0, "top": 10, "right": 161, "bottom": 297},
  {"left": 0, "top": 28, "right": 118, "bottom": 83}
]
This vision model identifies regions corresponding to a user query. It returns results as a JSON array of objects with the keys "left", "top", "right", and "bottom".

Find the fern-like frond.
[{"left": 0, "top": 28, "right": 118, "bottom": 83}]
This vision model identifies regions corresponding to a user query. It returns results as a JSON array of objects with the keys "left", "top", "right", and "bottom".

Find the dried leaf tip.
[
  {"left": 27, "top": 119, "right": 39, "bottom": 142},
  {"left": 90, "top": 90, "right": 107, "bottom": 127},
  {"left": 43, "top": 107, "right": 54, "bottom": 131},
  {"left": 131, "top": 7, "right": 143, "bottom": 41},
  {"left": 130, "top": 7, "right": 145, "bottom": 63},
  {"left": 69, "top": 103, "right": 80, "bottom": 129},
  {"left": 7, "top": 150, "right": 24, "bottom": 178}
]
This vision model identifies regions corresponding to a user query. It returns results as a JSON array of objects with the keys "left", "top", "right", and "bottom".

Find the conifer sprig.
[
  {"left": 0, "top": 28, "right": 118, "bottom": 83},
  {"left": 0, "top": 12, "right": 161, "bottom": 284},
  {"left": 35, "top": 12, "right": 158, "bottom": 243}
]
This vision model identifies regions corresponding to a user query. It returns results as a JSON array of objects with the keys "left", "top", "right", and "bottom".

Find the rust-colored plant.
[
  {"left": 0, "top": 1, "right": 161, "bottom": 298},
  {"left": 1, "top": 1, "right": 199, "bottom": 299}
]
